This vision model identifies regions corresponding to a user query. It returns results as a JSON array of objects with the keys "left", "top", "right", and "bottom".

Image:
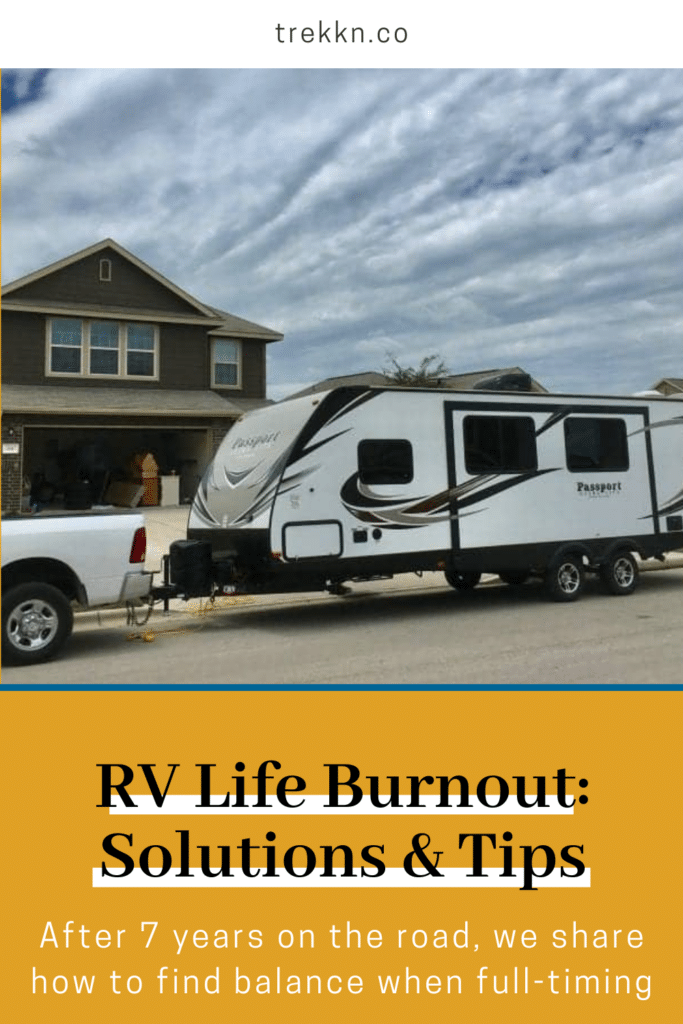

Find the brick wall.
[
  {"left": 211, "top": 422, "right": 231, "bottom": 455},
  {"left": 1, "top": 417, "right": 26, "bottom": 512}
]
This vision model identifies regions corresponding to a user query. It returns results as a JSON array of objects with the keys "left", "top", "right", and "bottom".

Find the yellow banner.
[{"left": 1, "top": 691, "right": 679, "bottom": 1021}]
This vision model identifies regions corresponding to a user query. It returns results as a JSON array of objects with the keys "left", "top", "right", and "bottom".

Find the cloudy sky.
[{"left": 2, "top": 67, "right": 682, "bottom": 398}]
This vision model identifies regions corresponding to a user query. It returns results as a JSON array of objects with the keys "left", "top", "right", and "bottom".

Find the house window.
[
  {"left": 358, "top": 439, "right": 414, "bottom": 485},
  {"left": 564, "top": 418, "right": 629, "bottom": 472},
  {"left": 126, "top": 324, "right": 156, "bottom": 376},
  {"left": 212, "top": 339, "right": 240, "bottom": 387},
  {"left": 463, "top": 415, "right": 537, "bottom": 474},
  {"left": 47, "top": 318, "right": 158, "bottom": 379},
  {"left": 99, "top": 258, "right": 112, "bottom": 282},
  {"left": 89, "top": 320, "right": 119, "bottom": 375},
  {"left": 49, "top": 318, "right": 82, "bottom": 373}
]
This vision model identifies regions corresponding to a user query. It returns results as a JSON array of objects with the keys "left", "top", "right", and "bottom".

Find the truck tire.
[
  {"left": 444, "top": 569, "right": 481, "bottom": 591},
  {"left": 2, "top": 583, "right": 74, "bottom": 666},
  {"left": 599, "top": 551, "right": 638, "bottom": 596},
  {"left": 544, "top": 554, "right": 584, "bottom": 602}
]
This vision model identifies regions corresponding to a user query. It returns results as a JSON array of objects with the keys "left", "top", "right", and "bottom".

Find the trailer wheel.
[
  {"left": 599, "top": 551, "right": 638, "bottom": 596},
  {"left": 498, "top": 570, "right": 530, "bottom": 586},
  {"left": 444, "top": 569, "right": 481, "bottom": 591},
  {"left": 544, "top": 555, "right": 584, "bottom": 602},
  {"left": 1, "top": 583, "right": 74, "bottom": 666}
]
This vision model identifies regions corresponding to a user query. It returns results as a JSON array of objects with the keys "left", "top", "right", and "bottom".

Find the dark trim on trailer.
[
  {"left": 287, "top": 388, "right": 374, "bottom": 466},
  {"left": 640, "top": 407, "right": 661, "bottom": 532},
  {"left": 311, "top": 385, "right": 680, "bottom": 403},
  {"left": 443, "top": 401, "right": 461, "bottom": 553},
  {"left": 186, "top": 526, "right": 271, "bottom": 563},
  {"left": 188, "top": 525, "right": 682, "bottom": 596}
]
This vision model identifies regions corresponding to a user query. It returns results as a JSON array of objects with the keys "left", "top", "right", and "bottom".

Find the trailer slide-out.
[{"left": 158, "top": 385, "right": 683, "bottom": 604}]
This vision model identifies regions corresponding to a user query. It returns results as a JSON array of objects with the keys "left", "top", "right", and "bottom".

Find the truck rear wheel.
[
  {"left": 599, "top": 551, "right": 638, "bottom": 595},
  {"left": 444, "top": 569, "right": 481, "bottom": 591},
  {"left": 544, "top": 555, "right": 584, "bottom": 602},
  {"left": 2, "top": 583, "right": 74, "bottom": 666}
]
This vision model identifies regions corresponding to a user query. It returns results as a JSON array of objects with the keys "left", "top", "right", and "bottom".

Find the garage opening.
[{"left": 23, "top": 426, "right": 211, "bottom": 511}]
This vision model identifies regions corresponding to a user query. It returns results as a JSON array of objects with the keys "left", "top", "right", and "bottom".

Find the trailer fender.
[
  {"left": 598, "top": 538, "right": 641, "bottom": 564},
  {"left": 546, "top": 542, "right": 592, "bottom": 570}
]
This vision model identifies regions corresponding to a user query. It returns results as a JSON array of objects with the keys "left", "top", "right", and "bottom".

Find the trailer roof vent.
[{"left": 472, "top": 371, "right": 533, "bottom": 392}]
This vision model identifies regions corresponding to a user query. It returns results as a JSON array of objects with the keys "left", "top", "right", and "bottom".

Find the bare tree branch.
[{"left": 382, "top": 353, "right": 450, "bottom": 387}]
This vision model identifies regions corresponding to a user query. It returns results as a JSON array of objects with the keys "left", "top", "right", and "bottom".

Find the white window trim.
[
  {"left": 211, "top": 338, "right": 242, "bottom": 390},
  {"left": 46, "top": 318, "right": 159, "bottom": 381}
]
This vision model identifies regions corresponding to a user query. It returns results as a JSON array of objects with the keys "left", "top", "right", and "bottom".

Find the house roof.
[
  {"left": 286, "top": 372, "right": 390, "bottom": 398},
  {"left": 651, "top": 377, "right": 683, "bottom": 393},
  {"left": 206, "top": 306, "right": 284, "bottom": 340},
  {"left": 1, "top": 384, "right": 269, "bottom": 419},
  {"left": 2, "top": 238, "right": 283, "bottom": 342},
  {"left": 287, "top": 366, "right": 547, "bottom": 399}
]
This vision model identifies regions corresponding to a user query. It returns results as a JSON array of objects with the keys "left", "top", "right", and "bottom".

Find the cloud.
[{"left": 2, "top": 68, "right": 683, "bottom": 396}]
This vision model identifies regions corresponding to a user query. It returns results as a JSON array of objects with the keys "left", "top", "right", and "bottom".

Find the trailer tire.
[
  {"left": 544, "top": 555, "right": 584, "bottom": 602},
  {"left": 444, "top": 569, "right": 481, "bottom": 591},
  {"left": 599, "top": 551, "right": 638, "bottom": 596},
  {"left": 498, "top": 570, "right": 530, "bottom": 586},
  {"left": 2, "top": 583, "right": 74, "bottom": 666}
]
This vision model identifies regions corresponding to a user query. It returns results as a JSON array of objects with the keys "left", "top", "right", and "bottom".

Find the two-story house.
[{"left": 1, "top": 239, "right": 282, "bottom": 512}]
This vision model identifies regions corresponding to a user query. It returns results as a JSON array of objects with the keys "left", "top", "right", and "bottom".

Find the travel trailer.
[{"left": 163, "top": 384, "right": 683, "bottom": 603}]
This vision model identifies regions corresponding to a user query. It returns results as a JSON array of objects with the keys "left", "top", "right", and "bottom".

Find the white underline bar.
[
  {"left": 108, "top": 794, "right": 574, "bottom": 815},
  {"left": 93, "top": 866, "right": 590, "bottom": 888}
]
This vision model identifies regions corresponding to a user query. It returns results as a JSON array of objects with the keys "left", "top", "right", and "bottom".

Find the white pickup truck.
[{"left": 1, "top": 511, "right": 152, "bottom": 666}]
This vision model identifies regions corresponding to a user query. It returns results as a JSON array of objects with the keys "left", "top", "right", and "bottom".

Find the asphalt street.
[{"left": 4, "top": 559, "right": 682, "bottom": 688}]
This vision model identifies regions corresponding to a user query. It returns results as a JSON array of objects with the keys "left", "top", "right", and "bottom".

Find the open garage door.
[{"left": 22, "top": 425, "right": 212, "bottom": 511}]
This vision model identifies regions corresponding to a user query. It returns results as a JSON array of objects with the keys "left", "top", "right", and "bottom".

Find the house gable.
[{"left": 2, "top": 240, "right": 214, "bottom": 319}]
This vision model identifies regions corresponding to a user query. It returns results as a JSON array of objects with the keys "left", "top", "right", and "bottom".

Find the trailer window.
[
  {"left": 358, "top": 439, "right": 414, "bottom": 485},
  {"left": 463, "top": 416, "right": 537, "bottom": 474},
  {"left": 564, "top": 417, "right": 629, "bottom": 471}
]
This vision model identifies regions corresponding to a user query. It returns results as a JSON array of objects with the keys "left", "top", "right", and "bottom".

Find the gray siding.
[
  {"left": 2, "top": 311, "right": 267, "bottom": 397},
  {"left": 1, "top": 311, "right": 46, "bottom": 385},
  {"left": 159, "top": 323, "right": 209, "bottom": 389},
  {"left": 6, "top": 247, "right": 202, "bottom": 315}
]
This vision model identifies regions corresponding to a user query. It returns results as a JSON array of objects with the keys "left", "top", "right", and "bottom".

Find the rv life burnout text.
[
  {"left": 97, "top": 762, "right": 587, "bottom": 810},
  {"left": 96, "top": 763, "right": 588, "bottom": 891}
]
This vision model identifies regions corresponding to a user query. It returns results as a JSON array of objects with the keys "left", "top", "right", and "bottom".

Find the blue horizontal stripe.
[{"left": 2, "top": 684, "right": 682, "bottom": 693}]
